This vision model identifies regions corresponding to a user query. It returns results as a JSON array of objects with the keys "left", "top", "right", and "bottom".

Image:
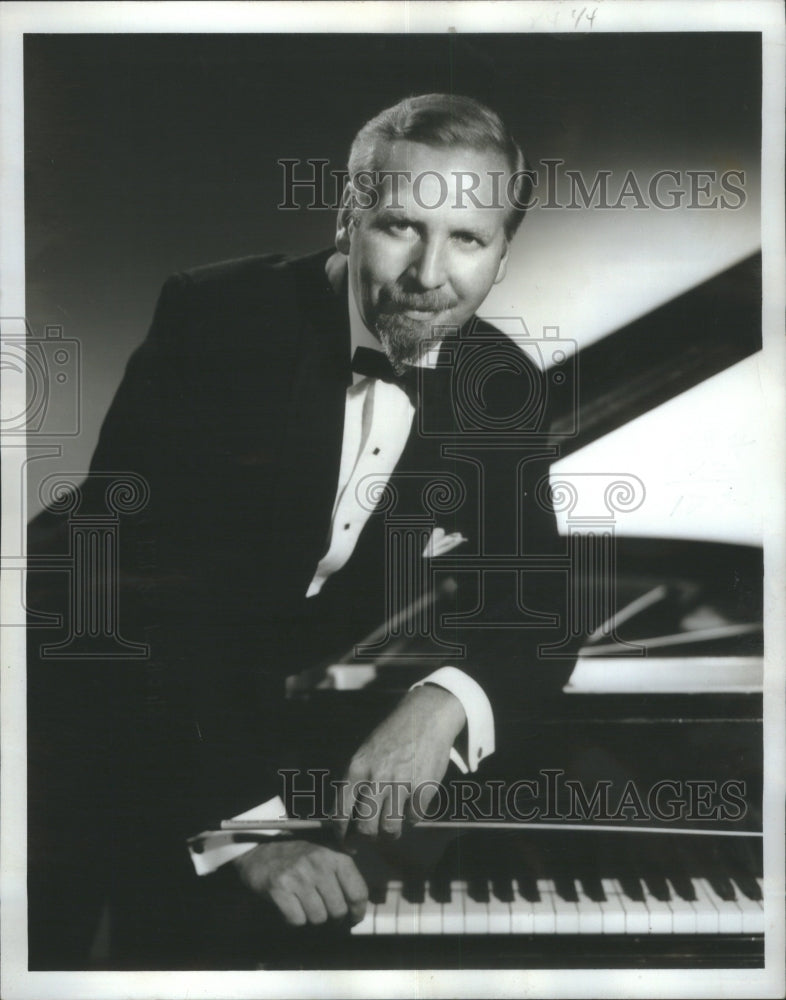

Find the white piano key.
[
  {"left": 510, "top": 893, "right": 536, "bottom": 934},
  {"left": 441, "top": 881, "right": 465, "bottom": 934},
  {"left": 419, "top": 884, "right": 443, "bottom": 935},
  {"left": 462, "top": 889, "right": 490, "bottom": 934},
  {"left": 374, "top": 882, "right": 401, "bottom": 935},
  {"left": 574, "top": 885, "right": 605, "bottom": 934},
  {"left": 614, "top": 880, "right": 651, "bottom": 935},
  {"left": 689, "top": 878, "right": 720, "bottom": 933},
  {"left": 350, "top": 909, "right": 376, "bottom": 935},
  {"left": 731, "top": 880, "right": 765, "bottom": 933},
  {"left": 665, "top": 880, "right": 698, "bottom": 933},
  {"left": 487, "top": 893, "right": 512, "bottom": 934},
  {"left": 699, "top": 879, "right": 743, "bottom": 934},
  {"left": 638, "top": 883, "right": 674, "bottom": 934},
  {"left": 532, "top": 880, "right": 557, "bottom": 934},
  {"left": 551, "top": 882, "right": 581, "bottom": 934},
  {"left": 599, "top": 879, "right": 626, "bottom": 934},
  {"left": 396, "top": 894, "right": 420, "bottom": 935}
]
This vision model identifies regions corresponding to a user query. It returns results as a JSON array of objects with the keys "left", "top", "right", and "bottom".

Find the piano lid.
[{"left": 551, "top": 252, "right": 762, "bottom": 454}]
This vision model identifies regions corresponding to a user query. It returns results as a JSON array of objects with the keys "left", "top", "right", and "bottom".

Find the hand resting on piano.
[
  {"left": 333, "top": 684, "right": 466, "bottom": 843},
  {"left": 229, "top": 684, "right": 465, "bottom": 927},
  {"left": 232, "top": 839, "right": 368, "bottom": 928}
]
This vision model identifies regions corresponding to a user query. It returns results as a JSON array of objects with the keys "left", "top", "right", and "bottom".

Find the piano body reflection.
[{"left": 265, "top": 256, "right": 765, "bottom": 969}]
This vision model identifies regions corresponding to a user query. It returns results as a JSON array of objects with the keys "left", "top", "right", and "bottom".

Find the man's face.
[{"left": 338, "top": 140, "right": 512, "bottom": 369}]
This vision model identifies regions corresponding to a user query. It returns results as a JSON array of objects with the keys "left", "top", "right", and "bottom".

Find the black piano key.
[
  {"left": 487, "top": 845, "right": 515, "bottom": 903},
  {"left": 618, "top": 876, "right": 645, "bottom": 902},
  {"left": 579, "top": 876, "right": 606, "bottom": 903},
  {"left": 402, "top": 878, "right": 425, "bottom": 904},
  {"left": 666, "top": 840, "right": 698, "bottom": 901},
  {"left": 368, "top": 882, "right": 387, "bottom": 905},
  {"left": 670, "top": 875, "right": 697, "bottom": 902},
  {"left": 731, "top": 874, "right": 762, "bottom": 901},
  {"left": 708, "top": 874, "right": 736, "bottom": 901},
  {"left": 429, "top": 853, "right": 453, "bottom": 904},
  {"left": 492, "top": 877, "right": 515, "bottom": 904},
  {"left": 508, "top": 835, "right": 545, "bottom": 902},
  {"left": 643, "top": 875, "right": 671, "bottom": 902},
  {"left": 428, "top": 879, "right": 451, "bottom": 904},
  {"left": 516, "top": 875, "right": 540, "bottom": 903},
  {"left": 720, "top": 839, "right": 763, "bottom": 900},
  {"left": 594, "top": 831, "right": 641, "bottom": 897},
  {"left": 554, "top": 877, "right": 579, "bottom": 902},
  {"left": 466, "top": 877, "right": 490, "bottom": 904}
]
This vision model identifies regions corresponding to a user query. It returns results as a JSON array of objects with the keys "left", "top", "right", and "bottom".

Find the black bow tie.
[{"left": 351, "top": 346, "right": 422, "bottom": 404}]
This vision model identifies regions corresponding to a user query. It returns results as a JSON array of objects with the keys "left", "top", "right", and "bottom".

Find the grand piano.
[{"left": 263, "top": 253, "right": 764, "bottom": 969}]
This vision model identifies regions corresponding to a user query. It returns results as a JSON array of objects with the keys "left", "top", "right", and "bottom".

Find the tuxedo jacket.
[{"left": 27, "top": 248, "right": 576, "bottom": 963}]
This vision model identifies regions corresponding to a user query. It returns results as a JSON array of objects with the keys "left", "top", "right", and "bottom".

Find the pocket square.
[{"left": 422, "top": 527, "right": 468, "bottom": 558}]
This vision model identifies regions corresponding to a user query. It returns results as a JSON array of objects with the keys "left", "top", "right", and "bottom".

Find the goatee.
[{"left": 374, "top": 313, "right": 439, "bottom": 372}]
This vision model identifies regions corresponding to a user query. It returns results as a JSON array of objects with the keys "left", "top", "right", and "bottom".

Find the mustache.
[{"left": 379, "top": 288, "right": 457, "bottom": 313}]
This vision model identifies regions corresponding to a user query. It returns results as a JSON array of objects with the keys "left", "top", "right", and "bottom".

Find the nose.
[{"left": 408, "top": 237, "right": 447, "bottom": 290}]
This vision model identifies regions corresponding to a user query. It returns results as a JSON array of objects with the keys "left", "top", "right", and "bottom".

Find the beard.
[
  {"left": 372, "top": 287, "right": 458, "bottom": 371},
  {"left": 374, "top": 312, "right": 438, "bottom": 370}
]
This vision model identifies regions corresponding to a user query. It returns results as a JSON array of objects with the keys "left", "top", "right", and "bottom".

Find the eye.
[
  {"left": 454, "top": 231, "right": 485, "bottom": 247},
  {"left": 386, "top": 219, "right": 417, "bottom": 236}
]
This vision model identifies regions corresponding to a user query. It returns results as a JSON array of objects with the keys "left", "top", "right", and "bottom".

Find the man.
[{"left": 27, "top": 94, "right": 573, "bottom": 968}]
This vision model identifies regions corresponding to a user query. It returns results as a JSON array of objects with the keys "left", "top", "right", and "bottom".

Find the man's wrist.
[
  {"left": 406, "top": 683, "right": 466, "bottom": 742},
  {"left": 188, "top": 794, "right": 288, "bottom": 876},
  {"left": 410, "top": 666, "right": 495, "bottom": 772}
]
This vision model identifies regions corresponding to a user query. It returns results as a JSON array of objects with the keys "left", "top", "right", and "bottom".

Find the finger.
[
  {"left": 296, "top": 887, "right": 329, "bottom": 925},
  {"left": 351, "top": 775, "right": 388, "bottom": 839},
  {"left": 331, "top": 775, "right": 358, "bottom": 842},
  {"left": 335, "top": 856, "right": 369, "bottom": 924},
  {"left": 268, "top": 888, "right": 307, "bottom": 927},
  {"left": 315, "top": 873, "right": 349, "bottom": 921},
  {"left": 405, "top": 778, "right": 438, "bottom": 825},
  {"left": 378, "top": 784, "right": 404, "bottom": 840}
]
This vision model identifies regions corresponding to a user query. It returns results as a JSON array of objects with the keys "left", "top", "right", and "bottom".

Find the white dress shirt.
[{"left": 189, "top": 276, "right": 494, "bottom": 873}]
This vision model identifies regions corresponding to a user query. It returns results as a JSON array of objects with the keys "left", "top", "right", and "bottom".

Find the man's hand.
[
  {"left": 231, "top": 840, "right": 368, "bottom": 926},
  {"left": 333, "top": 684, "right": 466, "bottom": 842}
]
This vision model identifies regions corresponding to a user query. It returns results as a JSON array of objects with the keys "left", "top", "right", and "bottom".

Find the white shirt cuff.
[
  {"left": 410, "top": 666, "right": 495, "bottom": 774},
  {"left": 187, "top": 795, "right": 288, "bottom": 877}
]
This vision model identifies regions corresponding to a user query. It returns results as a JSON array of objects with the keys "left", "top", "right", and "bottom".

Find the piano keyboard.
[{"left": 352, "top": 875, "right": 764, "bottom": 936}]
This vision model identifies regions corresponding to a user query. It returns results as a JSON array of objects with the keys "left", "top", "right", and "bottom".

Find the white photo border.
[{"left": 1, "top": 3, "right": 784, "bottom": 998}]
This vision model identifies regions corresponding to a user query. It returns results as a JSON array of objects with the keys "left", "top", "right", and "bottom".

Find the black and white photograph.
[{"left": 1, "top": 2, "right": 784, "bottom": 998}]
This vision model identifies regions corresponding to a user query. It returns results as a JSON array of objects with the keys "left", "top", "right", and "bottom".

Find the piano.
[
  {"left": 253, "top": 820, "right": 763, "bottom": 968},
  {"left": 271, "top": 255, "right": 765, "bottom": 970},
  {"left": 271, "top": 658, "right": 763, "bottom": 969}
]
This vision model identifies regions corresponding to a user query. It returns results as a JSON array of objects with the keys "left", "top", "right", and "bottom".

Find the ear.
[
  {"left": 335, "top": 182, "right": 355, "bottom": 255},
  {"left": 493, "top": 241, "right": 510, "bottom": 284}
]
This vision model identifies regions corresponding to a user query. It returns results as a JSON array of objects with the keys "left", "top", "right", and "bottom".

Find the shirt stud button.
[{"left": 372, "top": 447, "right": 380, "bottom": 455}]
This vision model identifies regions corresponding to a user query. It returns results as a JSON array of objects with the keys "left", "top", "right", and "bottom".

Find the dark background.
[{"left": 23, "top": 32, "right": 761, "bottom": 517}]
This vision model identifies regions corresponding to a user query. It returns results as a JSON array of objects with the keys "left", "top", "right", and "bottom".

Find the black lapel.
[{"left": 270, "top": 251, "right": 351, "bottom": 594}]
